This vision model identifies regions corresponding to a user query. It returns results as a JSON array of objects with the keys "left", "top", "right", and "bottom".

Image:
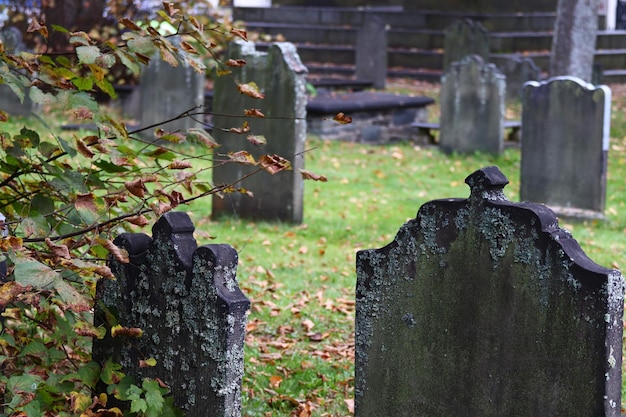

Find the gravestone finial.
[{"left": 465, "top": 166, "right": 509, "bottom": 202}]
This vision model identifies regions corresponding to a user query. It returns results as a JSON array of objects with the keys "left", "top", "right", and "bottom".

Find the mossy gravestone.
[
  {"left": 94, "top": 212, "right": 250, "bottom": 417},
  {"left": 521, "top": 76, "right": 611, "bottom": 219},
  {"left": 212, "top": 40, "right": 308, "bottom": 223},
  {"left": 355, "top": 166, "right": 623, "bottom": 417}
]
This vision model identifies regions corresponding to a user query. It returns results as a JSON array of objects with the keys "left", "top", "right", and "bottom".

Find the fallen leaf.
[
  {"left": 333, "top": 112, "right": 352, "bottom": 124},
  {"left": 301, "top": 318, "right": 314, "bottom": 332},
  {"left": 269, "top": 375, "right": 282, "bottom": 389}
]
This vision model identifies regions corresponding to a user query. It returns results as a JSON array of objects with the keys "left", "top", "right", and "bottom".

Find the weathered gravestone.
[
  {"left": 139, "top": 53, "right": 205, "bottom": 138},
  {"left": 355, "top": 14, "right": 387, "bottom": 89},
  {"left": 0, "top": 27, "right": 33, "bottom": 116},
  {"left": 520, "top": 76, "right": 610, "bottom": 219},
  {"left": 443, "top": 19, "right": 490, "bottom": 71},
  {"left": 501, "top": 56, "right": 541, "bottom": 103},
  {"left": 212, "top": 40, "right": 307, "bottom": 223},
  {"left": 439, "top": 55, "right": 505, "bottom": 154},
  {"left": 355, "top": 166, "right": 623, "bottom": 417},
  {"left": 94, "top": 211, "right": 250, "bottom": 417}
]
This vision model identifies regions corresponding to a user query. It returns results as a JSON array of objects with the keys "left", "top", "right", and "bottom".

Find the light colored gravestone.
[
  {"left": 139, "top": 53, "right": 205, "bottom": 137},
  {"left": 439, "top": 55, "right": 505, "bottom": 154},
  {"left": 501, "top": 56, "right": 541, "bottom": 103},
  {"left": 355, "top": 14, "right": 387, "bottom": 89},
  {"left": 520, "top": 76, "right": 610, "bottom": 219},
  {"left": 212, "top": 41, "right": 307, "bottom": 223},
  {"left": 356, "top": 166, "right": 624, "bottom": 417},
  {"left": 443, "top": 19, "right": 489, "bottom": 71},
  {"left": 0, "top": 27, "right": 33, "bottom": 116}
]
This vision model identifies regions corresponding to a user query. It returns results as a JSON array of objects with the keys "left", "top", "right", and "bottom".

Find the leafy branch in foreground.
[{"left": 0, "top": 2, "right": 328, "bottom": 415}]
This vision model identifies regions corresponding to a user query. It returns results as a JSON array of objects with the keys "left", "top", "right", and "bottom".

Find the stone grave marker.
[
  {"left": 0, "top": 27, "right": 33, "bottom": 116},
  {"left": 501, "top": 56, "right": 541, "bottom": 103},
  {"left": 355, "top": 166, "right": 623, "bottom": 417},
  {"left": 443, "top": 19, "right": 490, "bottom": 71},
  {"left": 94, "top": 211, "right": 250, "bottom": 417},
  {"left": 355, "top": 14, "right": 387, "bottom": 89},
  {"left": 139, "top": 51, "right": 205, "bottom": 138},
  {"left": 212, "top": 40, "right": 307, "bottom": 223},
  {"left": 439, "top": 54, "right": 505, "bottom": 154},
  {"left": 520, "top": 76, "right": 610, "bottom": 219}
]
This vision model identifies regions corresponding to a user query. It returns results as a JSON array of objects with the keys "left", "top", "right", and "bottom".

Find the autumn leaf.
[
  {"left": 226, "top": 58, "right": 246, "bottom": 67},
  {"left": 74, "top": 107, "right": 93, "bottom": 120},
  {"left": 75, "top": 193, "right": 99, "bottom": 217},
  {"left": 139, "top": 358, "right": 157, "bottom": 368},
  {"left": 269, "top": 375, "right": 282, "bottom": 389},
  {"left": 244, "top": 108, "right": 265, "bottom": 118},
  {"left": 228, "top": 150, "right": 256, "bottom": 165},
  {"left": 0, "top": 281, "right": 27, "bottom": 309},
  {"left": 111, "top": 325, "right": 143, "bottom": 338},
  {"left": 168, "top": 160, "right": 193, "bottom": 169},
  {"left": 75, "top": 136, "right": 95, "bottom": 158},
  {"left": 237, "top": 82, "right": 264, "bottom": 99},
  {"left": 124, "top": 215, "right": 150, "bottom": 227},
  {"left": 180, "top": 41, "right": 197, "bottom": 54},
  {"left": 186, "top": 128, "right": 219, "bottom": 148},
  {"left": 27, "top": 18, "right": 48, "bottom": 38},
  {"left": 163, "top": 2, "right": 180, "bottom": 16},
  {"left": 229, "top": 121, "right": 251, "bottom": 134},
  {"left": 231, "top": 27, "right": 248, "bottom": 41},
  {"left": 119, "top": 18, "right": 141, "bottom": 31},
  {"left": 333, "top": 112, "right": 352, "bottom": 124},
  {"left": 0, "top": 236, "right": 23, "bottom": 252},
  {"left": 45, "top": 238, "right": 71, "bottom": 260},
  {"left": 259, "top": 154, "right": 291, "bottom": 174},
  {"left": 124, "top": 178, "right": 147, "bottom": 198},
  {"left": 0, "top": 110, "right": 8, "bottom": 122},
  {"left": 300, "top": 169, "right": 327, "bottom": 182},
  {"left": 247, "top": 135, "right": 267, "bottom": 146},
  {"left": 98, "top": 239, "right": 129, "bottom": 264}
]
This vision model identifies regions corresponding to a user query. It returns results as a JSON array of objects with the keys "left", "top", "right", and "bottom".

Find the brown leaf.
[
  {"left": 0, "top": 236, "right": 23, "bottom": 252},
  {"left": 269, "top": 375, "right": 282, "bottom": 389},
  {"left": 226, "top": 58, "right": 246, "bottom": 67},
  {"left": 75, "top": 192, "right": 98, "bottom": 214},
  {"left": 230, "top": 27, "right": 248, "bottom": 41},
  {"left": 27, "top": 18, "right": 48, "bottom": 38},
  {"left": 168, "top": 160, "right": 192, "bottom": 169},
  {"left": 99, "top": 239, "right": 130, "bottom": 263},
  {"left": 300, "top": 169, "right": 327, "bottom": 182},
  {"left": 0, "top": 111, "right": 8, "bottom": 122},
  {"left": 344, "top": 398, "right": 355, "bottom": 414},
  {"left": 94, "top": 265, "right": 115, "bottom": 279},
  {"left": 124, "top": 178, "right": 147, "bottom": 198},
  {"left": 333, "top": 112, "right": 352, "bottom": 124},
  {"left": 301, "top": 318, "right": 314, "bottom": 332},
  {"left": 259, "top": 154, "right": 291, "bottom": 175},
  {"left": 237, "top": 82, "right": 264, "bottom": 99},
  {"left": 163, "top": 2, "right": 179, "bottom": 16},
  {"left": 124, "top": 215, "right": 150, "bottom": 227},
  {"left": 111, "top": 324, "right": 143, "bottom": 338},
  {"left": 244, "top": 108, "right": 265, "bottom": 118},
  {"left": 0, "top": 282, "right": 27, "bottom": 309},
  {"left": 229, "top": 121, "right": 251, "bottom": 134},
  {"left": 229, "top": 150, "right": 256, "bottom": 165},
  {"left": 74, "top": 107, "right": 93, "bottom": 120},
  {"left": 75, "top": 137, "right": 95, "bottom": 158},
  {"left": 45, "top": 238, "right": 71, "bottom": 259},
  {"left": 118, "top": 18, "right": 141, "bottom": 31},
  {"left": 180, "top": 41, "right": 197, "bottom": 55},
  {"left": 247, "top": 135, "right": 266, "bottom": 146}
]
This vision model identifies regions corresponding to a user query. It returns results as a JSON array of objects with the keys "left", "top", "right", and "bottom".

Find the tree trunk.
[{"left": 549, "top": 0, "right": 599, "bottom": 82}]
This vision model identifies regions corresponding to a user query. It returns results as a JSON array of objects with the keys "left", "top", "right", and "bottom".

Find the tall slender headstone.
[
  {"left": 356, "top": 166, "right": 623, "bottom": 417},
  {"left": 139, "top": 52, "right": 205, "bottom": 137},
  {"left": 439, "top": 55, "right": 505, "bottom": 154},
  {"left": 355, "top": 14, "right": 387, "bottom": 89},
  {"left": 212, "top": 41, "right": 307, "bottom": 223},
  {"left": 443, "top": 19, "right": 490, "bottom": 71},
  {"left": 550, "top": 0, "right": 598, "bottom": 82},
  {"left": 520, "top": 76, "right": 610, "bottom": 219}
]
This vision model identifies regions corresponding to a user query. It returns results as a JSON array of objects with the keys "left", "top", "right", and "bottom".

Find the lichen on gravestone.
[
  {"left": 94, "top": 211, "right": 250, "bottom": 417},
  {"left": 355, "top": 166, "right": 623, "bottom": 417}
]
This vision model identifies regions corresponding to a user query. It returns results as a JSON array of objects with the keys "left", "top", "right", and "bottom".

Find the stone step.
[{"left": 234, "top": 6, "right": 557, "bottom": 31}]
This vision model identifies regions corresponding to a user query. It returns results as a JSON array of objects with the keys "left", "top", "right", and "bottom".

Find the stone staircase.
[{"left": 233, "top": 6, "right": 626, "bottom": 83}]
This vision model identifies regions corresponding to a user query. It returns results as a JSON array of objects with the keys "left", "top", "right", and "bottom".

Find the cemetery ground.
[{"left": 5, "top": 78, "right": 626, "bottom": 416}]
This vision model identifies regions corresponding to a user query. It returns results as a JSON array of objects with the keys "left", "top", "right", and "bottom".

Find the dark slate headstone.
[
  {"left": 501, "top": 56, "right": 541, "bottom": 103},
  {"left": 139, "top": 53, "right": 205, "bottom": 137},
  {"left": 443, "top": 19, "right": 490, "bottom": 71},
  {"left": 355, "top": 166, "right": 623, "bottom": 417},
  {"left": 355, "top": 14, "right": 387, "bottom": 89},
  {"left": 212, "top": 40, "right": 307, "bottom": 223},
  {"left": 520, "top": 76, "right": 610, "bottom": 219},
  {"left": 439, "top": 55, "right": 505, "bottom": 154},
  {"left": 94, "top": 212, "right": 250, "bottom": 417}
]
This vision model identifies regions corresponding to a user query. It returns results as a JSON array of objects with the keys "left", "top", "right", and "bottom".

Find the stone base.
[
  {"left": 307, "top": 91, "right": 434, "bottom": 144},
  {"left": 550, "top": 206, "right": 605, "bottom": 222}
]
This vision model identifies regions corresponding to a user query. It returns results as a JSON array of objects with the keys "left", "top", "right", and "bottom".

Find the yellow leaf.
[{"left": 237, "top": 82, "right": 264, "bottom": 99}]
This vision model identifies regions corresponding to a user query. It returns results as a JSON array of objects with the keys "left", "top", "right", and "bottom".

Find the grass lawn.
[{"left": 184, "top": 80, "right": 626, "bottom": 416}]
